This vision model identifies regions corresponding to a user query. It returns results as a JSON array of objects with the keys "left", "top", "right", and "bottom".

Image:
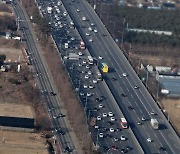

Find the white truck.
[{"left": 151, "top": 118, "right": 159, "bottom": 130}]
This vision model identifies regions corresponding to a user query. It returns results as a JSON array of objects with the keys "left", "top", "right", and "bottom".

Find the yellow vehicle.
[{"left": 100, "top": 63, "right": 108, "bottom": 73}]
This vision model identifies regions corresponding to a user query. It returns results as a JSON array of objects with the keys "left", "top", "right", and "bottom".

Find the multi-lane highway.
[
  {"left": 35, "top": 0, "right": 144, "bottom": 153},
  {"left": 12, "top": 0, "right": 79, "bottom": 153},
  {"left": 60, "top": 0, "right": 180, "bottom": 153}
]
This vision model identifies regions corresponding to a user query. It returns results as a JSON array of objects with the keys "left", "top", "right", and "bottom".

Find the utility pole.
[{"left": 121, "top": 17, "right": 126, "bottom": 49}]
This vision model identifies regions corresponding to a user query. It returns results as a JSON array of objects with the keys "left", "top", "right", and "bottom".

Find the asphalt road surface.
[{"left": 60, "top": 0, "right": 180, "bottom": 153}]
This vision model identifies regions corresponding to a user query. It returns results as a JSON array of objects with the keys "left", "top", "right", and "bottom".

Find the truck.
[
  {"left": 47, "top": 7, "right": 52, "bottom": 14},
  {"left": 150, "top": 118, "right": 159, "bottom": 129}
]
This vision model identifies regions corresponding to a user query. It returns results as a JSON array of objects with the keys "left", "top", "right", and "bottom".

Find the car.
[
  {"left": 128, "top": 106, "right": 134, "bottom": 110},
  {"left": 110, "top": 117, "right": 115, "bottom": 121},
  {"left": 89, "top": 85, "right": 94, "bottom": 89},
  {"left": 98, "top": 56, "right": 103, "bottom": 59},
  {"left": 94, "top": 125, "right": 99, "bottom": 129},
  {"left": 88, "top": 71, "right": 92, "bottom": 75},
  {"left": 87, "top": 92, "right": 91, "bottom": 97},
  {"left": 114, "top": 138, "right": 119, "bottom": 142},
  {"left": 121, "top": 148, "right": 127, "bottom": 153},
  {"left": 134, "top": 86, "right": 139, "bottom": 89},
  {"left": 63, "top": 12, "right": 67, "bottom": 16},
  {"left": 108, "top": 112, "right": 113, "bottom": 117},
  {"left": 98, "top": 104, "right": 103, "bottom": 108},
  {"left": 53, "top": 115, "right": 57, "bottom": 119},
  {"left": 97, "top": 116, "right": 101, "bottom": 121},
  {"left": 141, "top": 116, "right": 146, "bottom": 121},
  {"left": 89, "top": 38, "right": 93, "bottom": 42},
  {"left": 121, "top": 93, "right": 127, "bottom": 97},
  {"left": 126, "top": 146, "right": 132, "bottom": 151},
  {"left": 81, "top": 70, "right": 85, "bottom": 74},
  {"left": 94, "top": 29, "right": 98, "bottom": 33},
  {"left": 85, "top": 33, "right": 90, "bottom": 36},
  {"left": 82, "top": 16, "right": 86, "bottom": 21},
  {"left": 150, "top": 111, "right": 156, "bottom": 115},
  {"left": 78, "top": 63, "right": 82, "bottom": 67},
  {"left": 111, "top": 145, "right": 117, "bottom": 150},
  {"left": 111, "top": 77, "right": 117, "bottom": 81},
  {"left": 109, "top": 128, "right": 114, "bottom": 132},
  {"left": 159, "top": 146, "right": 166, "bottom": 151},
  {"left": 88, "top": 27, "right": 92, "bottom": 31},
  {"left": 76, "top": 9, "right": 80, "bottom": 12},
  {"left": 99, "top": 133, "right": 103, "bottom": 138},
  {"left": 102, "top": 146, "right": 109, "bottom": 152},
  {"left": 93, "top": 79, "right": 97, "bottom": 83},
  {"left": 85, "top": 75, "right": 89, "bottom": 79},
  {"left": 79, "top": 92, "right": 84, "bottom": 96},
  {"left": 120, "top": 135, "right": 126, "bottom": 141},
  {"left": 83, "top": 60, "right": 87, "bottom": 64},
  {"left": 64, "top": 146, "right": 71, "bottom": 152},
  {"left": 147, "top": 138, "right": 152, "bottom": 142},
  {"left": 137, "top": 121, "right": 142, "bottom": 125},
  {"left": 86, "top": 65, "right": 90, "bottom": 69},
  {"left": 57, "top": 113, "right": 65, "bottom": 118},
  {"left": 116, "top": 128, "right": 122, "bottom": 131},
  {"left": 83, "top": 85, "right": 88, "bottom": 89},
  {"left": 102, "top": 113, "right": 107, "bottom": 117},
  {"left": 50, "top": 92, "right": 57, "bottom": 96},
  {"left": 57, "top": 130, "right": 65, "bottom": 135},
  {"left": 100, "top": 96, "right": 105, "bottom": 100},
  {"left": 90, "top": 23, "right": 94, "bottom": 26},
  {"left": 108, "top": 121, "right": 114, "bottom": 126},
  {"left": 123, "top": 73, "right": 128, "bottom": 77},
  {"left": 78, "top": 52, "right": 83, "bottom": 56},
  {"left": 95, "top": 97, "right": 100, "bottom": 102}
]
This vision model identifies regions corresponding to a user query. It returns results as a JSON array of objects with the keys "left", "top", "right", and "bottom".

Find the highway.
[
  {"left": 35, "top": 0, "right": 144, "bottom": 153},
  {"left": 60, "top": 0, "right": 180, "bottom": 153},
  {"left": 12, "top": 0, "right": 78, "bottom": 153}
]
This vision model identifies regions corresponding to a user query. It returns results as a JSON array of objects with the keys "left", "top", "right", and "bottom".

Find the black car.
[
  {"left": 95, "top": 97, "right": 100, "bottom": 102},
  {"left": 111, "top": 77, "right": 117, "bottom": 81},
  {"left": 102, "top": 146, "right": 109, "bottom": 152},
  {"left": 50, "top": 92, "right": 57, "bottom": 96},
  {"left": 159, "top": 146, "right": 166, "bottom": 151},
  {"left": 128, "top": 106, "right": 134, "bottom": 110},
  {"left": 126, "top": 146, "right": 133, "bottom": 151},
  {"left": 121, "top": 93, "right": 127, "bottom": 97},
  {"left": 64, "top": 146, "right": 72, "bottom": 152}
]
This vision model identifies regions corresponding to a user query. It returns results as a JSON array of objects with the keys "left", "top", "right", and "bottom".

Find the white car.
[
  {"left": 94, "top": 125, "right": 99, "bottom": 129},
  {"left": 82, "top": 17, "right": 86, "bottom": 21},
  {"left": 114, "top": 138, "right": 119, "bottom": 142},
  {"left": 109, "top": 128, "right": 114, "bottom": 132},
  {"left": 86, "top": 33, "right": 90, "bottom": 36},
  {"left": 85, "top": 75, "right": 89, "bottom": 79},
  {"left": 98, "top": 56, "right": 103, "bottom": 60},
  {"left": 108, "top": 112, "right": 113, "bottom": 117},
  {"left": 150, "top": 111, "right": 156, "bottom": 115},
  {"left": 78, "top": 52, "right": 83, "bottom": 56},
  {"left": 94, "top": 29, "right": 98, "bottom": 33},
  {"left": 102, "top": 113, "right": 107, "bottom": 117},
  {"left": 141, "top": 116, "right": 146, "bottom": 121},
  {"left": 88, "top": 27, "right": 92, "bottom": 31},
  {"left": 87, "top": 92, "right": 91, "bottom": 97},
  {"left": 86, "top": 65, "right": 90, "bottom": 69},
  {"left": 120, "top": 135, "right": 126, "bottom": 141},
  {"left": 77, "top": 9, "right": 80, "bottom": 12},
  {"left": 97, "top": 116, "right": 101, "bottom": 121},
  {"left": 110, "top": 117, "right": 115, "bottom": 121},
  {"left": 63, "top": 12, "right": 67, "bottom": 16},
  {"left": 147, "top": 138, "right": 152, "bottom": 142},
  {"left": 89, "top": 38, "right": 93, "bottom": 42},
  {"left": 79, "top": 92, "right": 84, "bottom": 96},
  {"left": 53, "top": 115, "right": 57, "bottom": 119},
  {"left": 93, "top": 79, "right": 97, "bottom": 84},
  {"left": 123, "top": 73, "right": 128, "bottom": 77},
  {"left": 83, "top": 60, "right": 87, "bottom": 64},
  {"left": 89, "top": 85, "right": 94, "bottom": 89},
  {"left": 88, "top": 71, "right": 92, "bottom": 75},
  {"left": 98, "top": 104, "right": 103, "bottom": 108},
  {"left": 99, "top": 133, "right": 103, "bottom": 138},
  {"left": 90, "top": 23, "right": 94, "bottom": 26},
  {"left": 83, "top": 85, "right": 88, "bottom": 89}
]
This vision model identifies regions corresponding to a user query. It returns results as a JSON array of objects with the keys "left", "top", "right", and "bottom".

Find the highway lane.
[
  {"left": 61, "top": 0, "right": 180, "bottom": 153},
  {"left": 13, "top": 1, "right": 78, "bottom": 153}
]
